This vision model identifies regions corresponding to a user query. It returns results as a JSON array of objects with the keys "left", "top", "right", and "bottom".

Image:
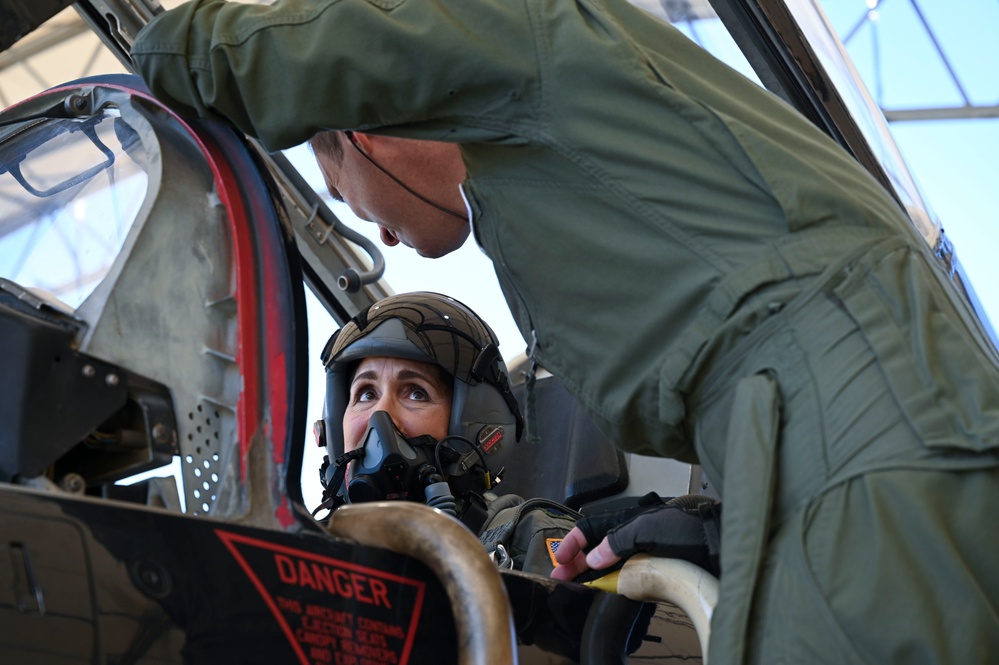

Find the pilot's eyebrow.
[{"left": 349, "top": 369, "right": 376, "bottom": 388}]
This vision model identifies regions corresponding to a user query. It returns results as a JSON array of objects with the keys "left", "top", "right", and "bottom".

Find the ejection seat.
[{"left": 501, "top": 370, "right": 710, "bottom": 512}]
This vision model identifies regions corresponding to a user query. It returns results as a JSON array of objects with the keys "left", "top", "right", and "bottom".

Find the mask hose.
[
  {"left": 424, "top": 480, "right": 457, "bottom": 517},
  {"left": 418, "top": 463, "right": 456, "bottom": 516}
]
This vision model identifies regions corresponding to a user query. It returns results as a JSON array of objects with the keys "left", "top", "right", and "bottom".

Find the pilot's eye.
[
  {"left": 354, "top": 386, "right": 377, "bottom": 403},
  {"left": 406, "top": 386, "right": 431, "bottom": 401}
]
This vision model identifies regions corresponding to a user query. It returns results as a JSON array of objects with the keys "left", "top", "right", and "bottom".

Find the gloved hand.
[{"left": 551, "top": 493, "right": 721, "bottom": 582}]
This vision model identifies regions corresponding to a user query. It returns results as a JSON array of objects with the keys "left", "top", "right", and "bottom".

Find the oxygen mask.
[
  {"left": 317, "top": 411, "right": 499, "bottom": 528},
  {"left": 346, "top": 410, "right": 440, "bottom": 503}
]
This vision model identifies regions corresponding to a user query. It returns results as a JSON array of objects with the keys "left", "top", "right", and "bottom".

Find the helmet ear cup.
[
  {"left": 322, "top": 360, "right": 351, "bottom": 475},
  {"left": 451, "top": 388, "right": 517, "bottom": 470},
  {"left": 451, "top": 348, "right": 520, "bottom": 473}
]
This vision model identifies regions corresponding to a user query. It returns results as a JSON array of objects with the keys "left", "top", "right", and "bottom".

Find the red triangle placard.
[{"left": 216, "top": 529, "right": 426, "bottom": 665}]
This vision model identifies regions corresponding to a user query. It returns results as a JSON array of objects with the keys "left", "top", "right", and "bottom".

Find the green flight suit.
[{"left": 133, "top": 0, "right": 999, "bottom": 661}]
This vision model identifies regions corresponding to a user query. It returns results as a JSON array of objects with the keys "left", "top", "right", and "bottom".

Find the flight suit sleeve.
[{"left": 131, "top": 0, "right": 540, "bottom": 150}]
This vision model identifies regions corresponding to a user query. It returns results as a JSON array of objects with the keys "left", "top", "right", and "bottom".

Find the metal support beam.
[{"left": 884, "top": 105, "right": 999, "bottom": 122}]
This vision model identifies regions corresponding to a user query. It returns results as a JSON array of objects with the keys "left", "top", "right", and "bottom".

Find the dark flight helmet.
[{"left": 319, "top": 292, "right": 523, "bottom": 490}]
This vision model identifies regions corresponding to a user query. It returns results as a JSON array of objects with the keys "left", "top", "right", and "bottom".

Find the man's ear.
[
  {"left": 362, "top": 133, "right": 416, "bottom": 162},
  {"left": 349, "top": 131, "right": 377, "bottom": 155}
]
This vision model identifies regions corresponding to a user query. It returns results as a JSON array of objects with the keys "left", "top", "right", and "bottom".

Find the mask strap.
[{"left": 313, "top": 449, "right": 364, "bottom": 518}]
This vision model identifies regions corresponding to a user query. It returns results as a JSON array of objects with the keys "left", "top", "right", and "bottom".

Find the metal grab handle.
[
  {"left": 326, "top": 502, "right": 517, "bottom": 665},
  {"left": 616, "top": 554, "right": 719, "bottom": 663}
]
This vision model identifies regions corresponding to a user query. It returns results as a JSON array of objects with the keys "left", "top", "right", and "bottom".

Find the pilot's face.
[
  {"left": 342, "top": 356, "right": 453, "bottom": 453},
  {"left": 316, "top": 133, "right": 470, "bottom": 259}
]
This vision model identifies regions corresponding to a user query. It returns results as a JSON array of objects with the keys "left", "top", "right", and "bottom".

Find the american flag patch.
[{"left": 546, "top": 538, "right": 563, "bottom": 567}]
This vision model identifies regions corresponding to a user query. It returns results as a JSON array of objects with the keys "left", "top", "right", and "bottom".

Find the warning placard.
[{"left": 216, "top": 530, "right": 426, "bottom": 665}]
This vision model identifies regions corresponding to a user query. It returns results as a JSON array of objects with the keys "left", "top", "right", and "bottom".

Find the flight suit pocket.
[
  {"left": 829, "top": 243, "right": 999, "bottom": 454},
  {"left": 709, "top": 372, "right": 782, "bottom": 663}
]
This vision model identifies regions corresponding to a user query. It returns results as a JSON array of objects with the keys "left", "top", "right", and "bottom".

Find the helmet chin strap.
[{"left": 345, "top": 131, "right": 467, "bottom": 221}]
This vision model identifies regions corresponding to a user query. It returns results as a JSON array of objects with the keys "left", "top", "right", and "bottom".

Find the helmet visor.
[{"left": 323, "top": 292, "right": 498, "bottom": 385}]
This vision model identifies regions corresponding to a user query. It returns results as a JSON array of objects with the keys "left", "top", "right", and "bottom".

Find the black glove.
[{"left": 576, "top": 493, "right": 722, "bottom": 577}]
